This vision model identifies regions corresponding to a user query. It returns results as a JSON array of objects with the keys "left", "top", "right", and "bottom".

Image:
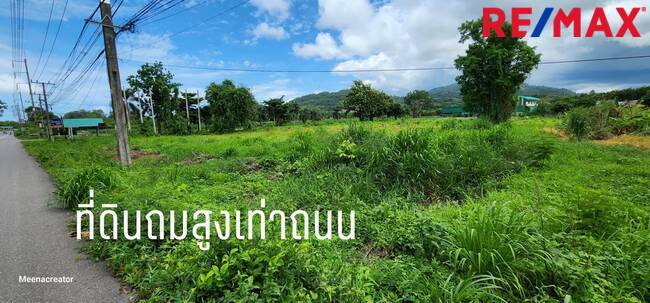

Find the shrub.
[
  {"left": 563, "top": 107, "right": 593, "bottom": 140},
  {"left": 562, "top": 104, "right": 649, "bottom": 140}
]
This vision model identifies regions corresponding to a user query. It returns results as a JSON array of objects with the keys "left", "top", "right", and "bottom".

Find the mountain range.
[{"left": 291, "top": 84, "right": 576, "bottom": 111}]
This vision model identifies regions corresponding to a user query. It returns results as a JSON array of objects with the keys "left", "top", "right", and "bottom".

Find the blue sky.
[{"left": 2, "top": 0, "right": 650, "bottom": 121}]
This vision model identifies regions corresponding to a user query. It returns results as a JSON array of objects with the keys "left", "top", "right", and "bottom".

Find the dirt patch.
[
  {"left": 131, "top": 149, "right": 159, "bottom": 160},
  {"left": 180, "top": 152, "right": 215, "bottom": 165},
  {"left": 542, "top": 127, "right": 569, "bottom": 139},
  {"left": 593, "top": 135, "right": 650, "bottom": 150},
  {"left": 543, "top": 128, "right": 649, "bottom": 150},
  {"left": 247, "top": 159, "right": 263, "bottom": 171},
  {"left": 101, "top": 147, "right": 159, "bottom": 161},
  {"left": 364, "top": 243, "right": 389, "bottom": 259}
]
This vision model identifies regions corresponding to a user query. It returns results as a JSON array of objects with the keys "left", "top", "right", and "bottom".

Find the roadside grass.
[{"left": 22, "top": 117, "right": 650, "bottom": 302}]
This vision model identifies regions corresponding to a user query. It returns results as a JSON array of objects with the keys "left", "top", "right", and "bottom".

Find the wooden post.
[{"left": 99, "top": 0, "right": 131, "bottom": 166}]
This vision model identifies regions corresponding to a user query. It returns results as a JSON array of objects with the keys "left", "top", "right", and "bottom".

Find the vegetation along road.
[{"left": 0, "top": 134, "right": 128, "bottom": 302}]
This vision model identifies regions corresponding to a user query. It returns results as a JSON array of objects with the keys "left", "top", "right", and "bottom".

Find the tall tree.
[
  {"left": 205, "top": 80, "right": 257, "bottom": 133},
  {"left": 343, "top": 80, "right": 391, "bottom": 121},
  {"left": 455, "top": 19, "right": 541, "bottom": 123},
  {"left": 404, "top": 90, "right": 433, "bottom": 117},
  {"left": 264, "top": 96, "right": 290, "bottom": 126},
  {"left": 126, "top": 62, "right": 183, "bottom": 134},
  {"left": 0, "top": 100, "right": 6, "bottom": 117}
]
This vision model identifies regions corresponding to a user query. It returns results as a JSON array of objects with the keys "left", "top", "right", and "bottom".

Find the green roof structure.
[{"left": 63, "top": 118, "right": 104, "bottom": 128}]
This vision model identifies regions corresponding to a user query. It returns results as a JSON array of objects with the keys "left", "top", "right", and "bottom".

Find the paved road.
[{"left": 0, "top": 134, "right": 129, "bottom": 303}]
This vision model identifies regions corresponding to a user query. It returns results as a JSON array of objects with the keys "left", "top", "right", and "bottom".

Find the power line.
[
  {"left": 168, "top": 0, "right": 250, "bottom": 37},
  {"left": 118, "top": 54, "right": 650, "bottom": 74},
  {"left": 34, "top": 0, "right": 57, "bottom": 74},
  {"left": 138, "top": 0, "right": 210, "bottom": 26},
  {"left": 36, "top": 0, "right": 70, "bottom": 79}
]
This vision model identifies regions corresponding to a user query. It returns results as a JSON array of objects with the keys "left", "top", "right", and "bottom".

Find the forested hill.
[
  {"left": 290, "top": 90, "right": 350, "bottom": 111},
  {"left": 291, "top": 84, "right": 576, "bottom": 111},
  {"left": 428, "top": 84, "right": 576, "bottom": 99}
]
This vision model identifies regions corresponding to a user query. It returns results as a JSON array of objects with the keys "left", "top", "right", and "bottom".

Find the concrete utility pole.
[
  {"left": 32, "top": 81, "right": 55, "bottom": 141},
  {"left": 184, "top": 90, "right": 190, "bottom": 126},
  {"left": 99, "top": 0, "right": 131, "bottom": 166},
  {"left": 40, "top": 83, "right": 52, "bottom": 141},
  {"left": 149, "top": 91, "right": 157, "bottom": 134},
  {"left": 23, "top": 59, "right": 37, "bottom": 127},
  {"left": 196, "top": 90, "right": 202, "bottom": 131},
  {"left": 137, "top": 90, "right": 144, "bottom": 124},
  {"left": 122, "top": 90, "right": 131, "bottom": 131}
]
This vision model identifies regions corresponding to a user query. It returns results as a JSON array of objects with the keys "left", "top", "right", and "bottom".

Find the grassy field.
[{"left": 23, "top": 117, "right": 650, "bottom": 302}]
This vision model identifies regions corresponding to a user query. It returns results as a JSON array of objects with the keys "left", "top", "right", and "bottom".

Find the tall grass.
[{"left": 57, "top": 166, "right": 118, "bottom": 209}]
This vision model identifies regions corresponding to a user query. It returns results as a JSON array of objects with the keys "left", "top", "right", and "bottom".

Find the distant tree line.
[{"left": 535, "top": 86, "right": 650, "bottom": 116}]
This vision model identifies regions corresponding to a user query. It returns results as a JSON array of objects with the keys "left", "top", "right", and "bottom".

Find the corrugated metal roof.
[
  {"left": 518, "top": 96, "right": 540, "bottom": 101},
  {"left": 63, "top": 118, "right": 104, "bottom": 128}
]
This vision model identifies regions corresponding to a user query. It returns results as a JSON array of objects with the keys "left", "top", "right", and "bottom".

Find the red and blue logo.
[{"left": 483, "top": 7, "right": 646, "bottom": 38}]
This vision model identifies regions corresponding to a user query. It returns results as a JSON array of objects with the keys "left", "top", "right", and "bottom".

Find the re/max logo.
[{"left": 483, "top": 7, "right": 647, "bottom": 38}]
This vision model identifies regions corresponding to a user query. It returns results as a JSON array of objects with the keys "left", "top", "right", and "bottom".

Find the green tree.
[
  {"left": 455, "top": 19, "right": 541, "bottom": 123},
  {"left": 386, "top": 101, "right": 405, "bottom": 119},
  {"left": 0, "top": 100, "right": 6, "bottom": 117},
  {"left": 24, "top": 106, "right": 58, "bottom": 123},
  {"left": 127, "top": 62, "right": 184, "bottom": 134},
  {"left": 205, "top": 80, "right": 257, "bottom": 133},
  {"left": 404, "top": 90, "right": 433, "bottom": 117},
  {"left": 264, "top": 96, "right": 290, "bottom": 126},
  {"left": 63, "top": 109, "right": 106, "bottom": 119},
  {"left": 343, "top": 80, "right": 390, "bottom": 121}
]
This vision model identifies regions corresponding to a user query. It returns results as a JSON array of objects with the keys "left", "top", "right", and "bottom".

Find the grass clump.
[{"left": 57, "top": 165, "right": 118, "bottom": 209}]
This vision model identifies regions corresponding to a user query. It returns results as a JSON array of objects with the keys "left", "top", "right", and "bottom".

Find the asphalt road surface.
[{"left": 0, "top": 134, "right": 129, "bottom": 303}]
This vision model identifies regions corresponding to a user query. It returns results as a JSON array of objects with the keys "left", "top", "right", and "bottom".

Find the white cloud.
[
  {"left": 121, "top": 33, "right": 175, "bottom": 63},
  {"left": 250, "top": 0, "right": 292, "bottom": 21},
  {"left": 251, "top": 78, "right": 303, "bottom": 101},
  {"left": 0, "top": 74, "right": 15, "bottom": 93},
  {"left": 293, "top": 0, "right": 650, "bottom": 93},
  {"left": 252, "top": 22, "right": 289, "bottom": 40},
  {"left": 293, "top": 33, "right": 347, "bottom": 60}
]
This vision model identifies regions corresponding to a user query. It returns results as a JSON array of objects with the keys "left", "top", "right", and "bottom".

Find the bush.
[
  {"left": 563, "top": 107, "right": 593, "bottom": 140},
  {"left": 562, "top": 104, "right": 649, "bottom": 140}
]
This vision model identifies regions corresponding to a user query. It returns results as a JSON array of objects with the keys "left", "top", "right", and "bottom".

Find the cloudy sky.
[{"left": 1, "top": 0, "right": 649, "bottom": 121}]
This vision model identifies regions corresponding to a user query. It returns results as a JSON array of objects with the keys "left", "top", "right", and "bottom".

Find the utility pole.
[
  {"left": 23, "top": 59, "right": 35, "bottom": 110},
  {"left": 137, "top": 90, "right": 143, "bottom": 124},
  {"left": 184, "top": 90, "right": 190, "bottom": 126},
  {"left": 122, "top": 90, "right": 131, "bottom": 131},
  {"left": 23, "top": 59, "right": 37, "bottom": 126},
  {"left": 99, "top": 0, "right": 131, "bottom": 166},
  {"left": 196, "top": 90, "right": 202, "bottom": 131},
  {"left": 149, "top": 91, "right": 157, "bottom": 134},
  {"left": 33, "top": 81, "right": 55, "bottom": 141},
  {"left": 41, "top": 83, "right": 52, "bottom": 141}
]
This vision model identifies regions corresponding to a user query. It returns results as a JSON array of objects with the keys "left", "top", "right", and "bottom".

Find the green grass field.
[{"left": 23, "top": 117, "right": 650, "bottom": 302}]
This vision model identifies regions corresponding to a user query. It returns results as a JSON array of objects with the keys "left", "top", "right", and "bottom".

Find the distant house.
[
  {"left": 63, "top": 118, "right": 105, "bottom": 137},
  {"left": 441, "top": 105, "right": 470, "bottom": 117},
  {"left": 617, "top": 100, "right": 640, "bottom": 107},
  {"left": 515, "top": 96, "right": 540, "bottom": 115}
]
